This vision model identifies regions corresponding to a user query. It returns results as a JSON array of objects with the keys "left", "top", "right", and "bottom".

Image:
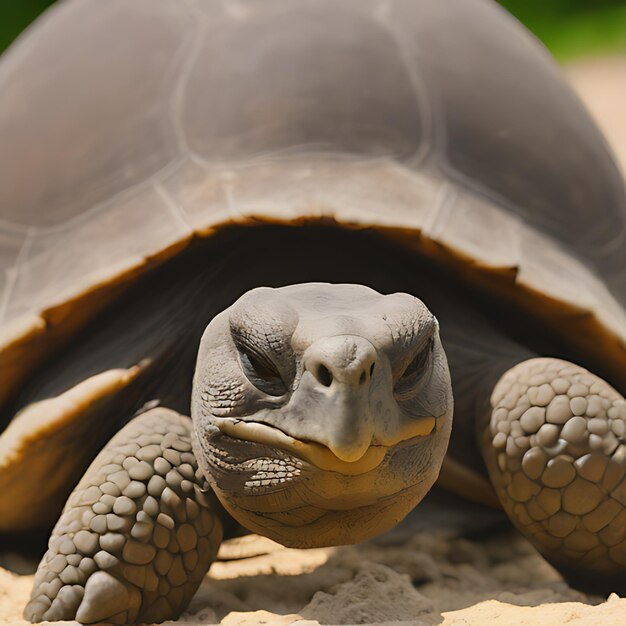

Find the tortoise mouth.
[
  {"left": 210, "top": 416, "right": 434, "bottom": 475},
  {"left": 197, "top": 417, "right": 445, "bottom": 548}
]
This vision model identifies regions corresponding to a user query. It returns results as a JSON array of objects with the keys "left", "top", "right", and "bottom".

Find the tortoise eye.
[
  {"left": 239, "top": 346, "right": 287, "bottom": 397},
  {"left": 394, "top": 339, "right": 433, "bottom": 399}
]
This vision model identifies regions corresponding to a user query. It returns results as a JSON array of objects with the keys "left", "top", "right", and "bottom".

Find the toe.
[{"left": 25, "top": 408, "right": 223, "bottom": 624}]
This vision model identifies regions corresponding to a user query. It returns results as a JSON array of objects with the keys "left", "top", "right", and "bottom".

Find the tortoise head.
[{"left": 191, "top": 283, "right": 452, "bottom": 547}]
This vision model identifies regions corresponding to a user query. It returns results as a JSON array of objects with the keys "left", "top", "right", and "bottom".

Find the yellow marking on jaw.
[
  {"left": 215, "top": 415, "right": 437, "bottom": 475},
  {"left": 388, "top": 415, "right": 436, "bottom": 446}
]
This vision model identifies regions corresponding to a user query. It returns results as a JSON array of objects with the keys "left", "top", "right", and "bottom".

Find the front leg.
[
  {"left": 481, "top": 358, "right": 626, "bottom": 593},
  {"left": 24, "top": 408, "right": 224, "bottom": 624}
]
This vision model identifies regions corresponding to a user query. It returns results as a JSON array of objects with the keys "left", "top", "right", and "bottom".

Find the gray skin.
[
  {"left": 192, "top": 284, "right": 452, "bottom": 548},
  {"left": 22, "top": 263, "right": 626, "bottom": 623},
  {"left": 23, "top": 278, "right": 457, "bottom": 624},
  {"left": 0, "top": 0, "right": 622, "bottom": 623}
]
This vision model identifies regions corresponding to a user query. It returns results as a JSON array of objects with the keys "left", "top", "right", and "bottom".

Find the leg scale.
[
  {"left": 482, "top": 358, "right": 626, "bottom": 593},
  {"left": 24, "top": 408, "right": 223, "bottom": 623}
]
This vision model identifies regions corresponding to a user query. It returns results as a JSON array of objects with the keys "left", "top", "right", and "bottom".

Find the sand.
[
  {"left": 1, "top": 56, "right": 626, "bottom": 626},
  {"left": 566, "top": 56, "right": 626, "bottom": 173},
  {"left": 2, "top": 528, "right": 625, "bottom": 625}
]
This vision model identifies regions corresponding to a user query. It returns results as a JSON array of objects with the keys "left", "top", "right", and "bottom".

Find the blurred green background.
[
  {"left": 1, "top": 0, "right": 626, "bottom": 60},
  {"left": 0, "top": 0, "right": 56, "bottom": 53}
]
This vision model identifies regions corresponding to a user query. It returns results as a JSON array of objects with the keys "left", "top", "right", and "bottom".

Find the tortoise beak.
[
  {"left": 211, "top": 332, "right": 438, "bottom": 473},
  {"left": 207, "top": 372, "right": 438, "bottom": 472},
  {"left": 211, "top": 417, "right": 389, "bottom": 474},
  {"left": 298, "top": 335, "right": 378, "bottom": 462},
  {"left": 293, "top": 335, "right": 436, "bottom": 463}
]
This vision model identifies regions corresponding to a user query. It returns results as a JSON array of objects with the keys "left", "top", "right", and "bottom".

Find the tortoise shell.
[{"left": 1, "top": 0, "right": 625, "bottom": 413}]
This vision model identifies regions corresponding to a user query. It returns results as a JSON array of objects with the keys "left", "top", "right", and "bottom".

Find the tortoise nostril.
[
  {"left": 318, "top": 365, "right": 333, "bottom": 387},
  {"left": 304, "top": 336, "right": 378, "bottom": 388}
]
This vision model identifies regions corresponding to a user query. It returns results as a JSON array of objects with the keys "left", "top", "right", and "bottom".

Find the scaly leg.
[
  {"left": 481, "top": 358, "right": 626, "bottom": 593},
  {"left": 24, "top": 408, "right": 223, "bottom": 624}
]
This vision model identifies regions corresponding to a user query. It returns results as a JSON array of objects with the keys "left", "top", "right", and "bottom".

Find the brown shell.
[{"left": 1, "top": 0, "right": 625, "bottom": 408}]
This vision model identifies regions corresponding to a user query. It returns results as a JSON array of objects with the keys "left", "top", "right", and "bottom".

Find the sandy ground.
[
  {"left": 2, "top": 525, "right": 625, "bottom": 626},
  {"left": 565, "top": 56, "right": 626, "bottom": 173},
  {"left": 1, "top": 56, "right": 626, "bottom": 626}
]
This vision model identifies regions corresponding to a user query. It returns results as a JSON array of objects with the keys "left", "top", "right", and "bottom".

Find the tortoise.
[{"left": 0, "top": 0, "right": 625, "bottom": 623}]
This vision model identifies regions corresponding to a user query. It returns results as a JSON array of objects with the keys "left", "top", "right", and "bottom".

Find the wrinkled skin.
[
  {"left": 24, "top": 283, "right": 454, "bottom": 623},
  {"left": 191, "top": 284, "right": 453, "bottom": 547},
  {"left": 23, "top": 280, "right": 626, "bottom": 623}
]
